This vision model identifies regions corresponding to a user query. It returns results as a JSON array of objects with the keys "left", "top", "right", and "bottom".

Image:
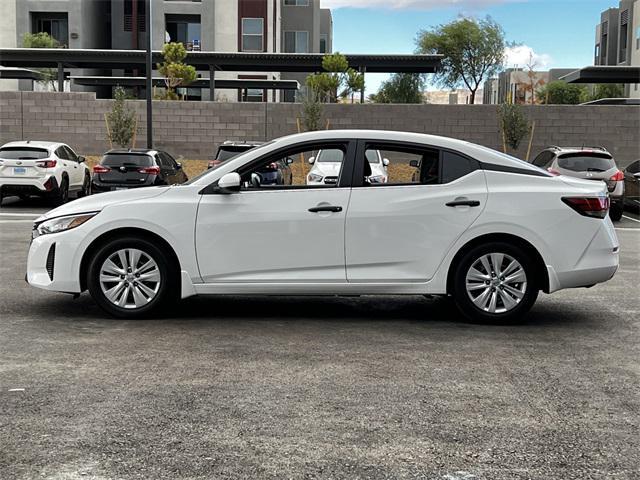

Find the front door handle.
[
  {"left": 308, "top": 205, "right": 343, "bottom": 213},
  {"left": 446, "top": 200, "right": 480, "bottom": 207}
]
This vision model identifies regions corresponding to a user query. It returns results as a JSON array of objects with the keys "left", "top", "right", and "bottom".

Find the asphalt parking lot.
[{"left": 1, "top": 198, "right": 639, "bottom": 480}]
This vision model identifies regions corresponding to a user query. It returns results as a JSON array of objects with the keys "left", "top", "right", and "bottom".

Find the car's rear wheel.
[
  {"left": 53, "top": 177, "right": 69, "bottom": 206},
  {"left": 87, "top": 236, "right": 177, "bottom": 318},
  {"left": 452, "top": 242, "right": 538, "bottom": 323},
  {"left": 77, "top": 173, "right": 91, "bottom": 198},
  {"left": 609, "top": 202, "right": 623, "bottom": 221}
]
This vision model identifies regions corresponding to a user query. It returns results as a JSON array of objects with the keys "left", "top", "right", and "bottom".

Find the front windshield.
[{"left": 183, "top": 141, "right": 276, "bottom": 186}]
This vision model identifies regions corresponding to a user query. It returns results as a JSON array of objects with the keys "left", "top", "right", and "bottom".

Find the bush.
[
  {"left": 537, "top": 81, "right": 587, "bottom": 105},
  {"left": 498, "top": 103, "right": 530, "bottom": 151}
]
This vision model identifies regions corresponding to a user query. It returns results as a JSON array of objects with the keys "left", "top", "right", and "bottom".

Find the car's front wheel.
[
  {"left": 452, "top": 242, "right": 539, "bottom": 323},
  {"left": 87, "top": 236, "right": 177, "bottom": 318}
]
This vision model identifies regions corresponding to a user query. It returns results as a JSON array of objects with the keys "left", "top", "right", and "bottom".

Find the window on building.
[
  {"left": 619, "top": 10, "right": 629, "bottom": 63},
  {"left": 320, "top": 34, "right": 328, "bottom": 53},
  {"left": 284, "top": 0, "right": 310, "bottom": 6},
  {"left": 242, "top": 18, "right": 264, "bottom": 52},
  {"left": 123, "top": 0, "right": 146, "bottom": 32},
  {"left": 166, "top": 14, "right": 201, "bottom": 50},
  {"left": 637, "top": 26, "right": 640, "bottom": 49},
  {"left": 32, "top": 12, "right": 69, "bottom": 46},
  {"left": 284, "top": 31, "right": 309, "bottom": 53}
]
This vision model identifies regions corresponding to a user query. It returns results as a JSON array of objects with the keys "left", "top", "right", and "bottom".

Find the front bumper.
[{"left": 27, "top": 227, "right": 83, "bottom": 293}]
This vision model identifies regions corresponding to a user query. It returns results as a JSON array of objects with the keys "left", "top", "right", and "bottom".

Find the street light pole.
[{"left": 146, "top": 0, "right": 153, "bottom": 149}]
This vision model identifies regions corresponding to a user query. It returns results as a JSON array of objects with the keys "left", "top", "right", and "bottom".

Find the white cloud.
[
  {"left": 504, "top": 45, "right": 552, "bottom": 69},
  {"left": 322, "top": 0, "right": 522, "bottom": 10}
]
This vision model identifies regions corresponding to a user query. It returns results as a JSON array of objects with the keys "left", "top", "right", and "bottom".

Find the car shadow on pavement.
[{"left": 30, "top": 292, "right": 584, "bottom": 329}]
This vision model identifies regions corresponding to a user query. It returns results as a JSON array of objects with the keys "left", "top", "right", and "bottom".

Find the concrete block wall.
[{"left": 1, "top": 92, "right": 638, "bottom": 167}]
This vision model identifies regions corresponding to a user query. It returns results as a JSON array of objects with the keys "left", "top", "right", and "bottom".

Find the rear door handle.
[
  {"left": 308, "top": 205, "right": 343, "bottom": 213},
  {"left": 446, "top": 200, "right": 481, "bottom": 207}
]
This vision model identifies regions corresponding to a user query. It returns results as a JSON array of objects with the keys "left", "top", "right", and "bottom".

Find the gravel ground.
[{"left": 0, "top": 206, "right": 639, "bottom": 480}]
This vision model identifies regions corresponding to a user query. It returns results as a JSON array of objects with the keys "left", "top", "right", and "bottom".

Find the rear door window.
[
  {"left": 626, "top": 160, "right": 639, "bottom": 174},
  {"left": 55, "top": 147, "right": 71, "bottom": 160},
  {"left": 557, "top": 153, "right": 615, "bottom": 172},
  {"left": 0, "top": 147, "right": 48, "bottom": 159},
  {"left": 63, "top": 146, "right": 78, "bottom": 161}
]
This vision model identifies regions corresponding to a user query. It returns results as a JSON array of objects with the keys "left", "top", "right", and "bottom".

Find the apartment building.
[
  {"left": 595, "top": 0, "right": 640, "bottom": 97},
  {"left": 6, "top": 0, "right": 332, "bottom": 101},
  {"left": 0, "top": 0, "right": 18, "bottom": 91}
]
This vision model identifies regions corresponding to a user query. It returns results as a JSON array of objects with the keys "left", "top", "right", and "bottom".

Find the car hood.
[
  {"left": 37, "top": 186, "right": 171, "bottom": 222},
  {"left": 311, "top": 162, "right": 342, "bottom": 177}
]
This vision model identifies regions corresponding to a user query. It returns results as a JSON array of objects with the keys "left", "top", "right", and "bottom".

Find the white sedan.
[
  {"left": 27, "top": 130, "right": 619, "bottom": 323},
  {"left": 307, "top": 148, "right": 388, "bottom": 185}
]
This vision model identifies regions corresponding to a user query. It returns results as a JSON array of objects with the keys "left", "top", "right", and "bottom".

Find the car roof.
[
  {"left": 545, "top": 145, "right": 612, "bottom": 156},
  {"left": 0, "top": 140, "right": 67, "bottom": 150},
  {"left": 105, "top": 148, "right": 159, "bottom": 155}
]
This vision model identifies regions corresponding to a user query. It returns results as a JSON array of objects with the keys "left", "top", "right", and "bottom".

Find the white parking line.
[
  {"left": 615, "top": 227, "right": 640, "bottom": 231},
  {"left": 622, "top": 215, "right": 640, "bottom": 224},
  {"left": 0, "top": 212, "right": 42, "bottom": 217}
]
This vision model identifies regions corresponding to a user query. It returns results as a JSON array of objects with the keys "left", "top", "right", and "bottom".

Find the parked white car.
[
  {"left": 26, "top": 130, "right": 619, "bottom": 323},
  {"left": 0, "top": 141, "right": 90, "bottom": 205},
  {"left": 307, "top": 148, "right": 388, "bottom": 185}
]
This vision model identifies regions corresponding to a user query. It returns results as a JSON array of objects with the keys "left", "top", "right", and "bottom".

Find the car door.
[
  {"left": 195, "top": 140, "right": 356, "bottom": 283},
  {"left": 63, "top": 145, "right": 84, "bottom": 186},
  {"left": 345, "top": 141, "right": 488, "bottom": 282}
]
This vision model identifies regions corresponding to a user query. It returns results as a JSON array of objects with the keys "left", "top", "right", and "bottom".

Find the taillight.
[
  {"left": 138, "top": 166, "right": 161, "bottom": 175},
  {"left": 93, "top": 165, "right": 111, "bottom": 174},
  {"left": 548, "top": 168, "right": 560, "bottom": 176},
  {"left": 610, "top": 170, "right": 624, "bottom": 182},
  {"left": 36, "top": 159, "right": 57, "bottom": 168},
  {"left": 562, "top": 196, "right": 610, "bottom": 219}
]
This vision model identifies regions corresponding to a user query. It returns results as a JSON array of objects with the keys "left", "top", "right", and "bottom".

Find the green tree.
[
  {"left": 22, "top": 32, "right": 61, "bottom": 91},
  {"left": 106, "top": 87, "right": 137, "bottom": 148},
  {"left": 369, "top": 73, "right": 425, "bottom": 104},
  {"left": 306, "top": 53, "right": 363, "bottom": 103},
  {"left": 537, "top": 81, "right": 587, "bottom": 105},
  {"left": 300, "top": 86, "right": 323, "bottom": 132},
  {"left": 498, "top": 103, "right": 530, "bottom": 151},
  {"left": 587, "top": 83, "right": 625, "bottom": 102},
  {"left": 156, "top": 42, "right": 197, "bottom": 100},
  {"left": 416, "top": 16, "right": 506, "bottom": 105}
]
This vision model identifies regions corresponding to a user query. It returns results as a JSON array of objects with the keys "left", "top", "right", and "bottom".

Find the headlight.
[
  {"left": 33, "top": 212, "right": 98, "bottom": 239},
  {"left": 367, "top": 175, "right": 387, "bottom": 184},
  {"left": 308, "top": 173, "right": 323, "bottom": 183}
]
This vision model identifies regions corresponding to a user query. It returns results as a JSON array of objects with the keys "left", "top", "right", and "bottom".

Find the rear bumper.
[{"left": 0, "top": 176, "right": 58, "bottom": 196}]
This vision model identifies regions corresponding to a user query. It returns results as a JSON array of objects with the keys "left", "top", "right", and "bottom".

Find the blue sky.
[{"left": 326, "top": 0, "right": 615, "bottom": 95}]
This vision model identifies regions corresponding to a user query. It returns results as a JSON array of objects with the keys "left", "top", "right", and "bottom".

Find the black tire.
[
  {"left": 609, "top": 203, "right": 623, "bottom": 222},
  {"left": 87, "top": 236, "right": 178, "bottom": 319},
  {"left": 451, "top": 241, "right": 539, "bottom": 324},
  {"left": 77, "top": 173, "right": 91, "bottom": 198},
  {"left": 53, "top": 176, "right": 69, "bottom": 206}
]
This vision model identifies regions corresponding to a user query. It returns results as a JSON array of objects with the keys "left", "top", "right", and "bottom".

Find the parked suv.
[
  {"left": 531, "top": 146, "right": 625, "bottom": 221},
  {"left": 207, "top": 141, "right": 265, "bottom": 169},
  {"left": 0, "top": 141, "right": 90, "bottom": 205},
  {"left": 91, "top": 149, "right": 188, "bottom": 194}
]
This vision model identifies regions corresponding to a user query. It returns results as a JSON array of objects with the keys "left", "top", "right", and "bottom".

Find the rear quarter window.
[
  {"left": 557, "top": 153, "right": 615, "bottom": 172},
  {"left": 101, "top": 154, "right": 153, "bottom": 167},
  {"left": 441, "top": 151, "right": 477, "bottom": 183},
  {"left": 0, "top": 147, "right": 49, "bottom": 159}
]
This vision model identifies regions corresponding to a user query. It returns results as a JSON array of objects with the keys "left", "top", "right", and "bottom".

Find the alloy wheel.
[
  {"left": 465, "top": 253, "right": 527, "bottom": 314},
  {"left": 99, "top": 248, "right": 161, "bottom": 309}
]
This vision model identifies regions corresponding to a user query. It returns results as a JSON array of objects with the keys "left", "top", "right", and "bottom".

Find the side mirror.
[
  {"left": 634, "top": 172, "right": 640, "bottom": 179},
  {"left": 409, "top": 160, "right": 420, "bottom": 168},
  {"left": 286, "top": 157, "right": 294, "bottom": 165},
  {"left": 383, "top": 158, "right": 390, "bottom": 167},
  {"left": 215, "top": 172, "right": 241, "bottom": 194},
  {"left": 308, "top": 156, "right": 315, "bottom": 164},
  {"left": 78, "top": 156, "right": 86, "bottom": 163},
  {"left": 176, "top": 162, "right": 182, "bottom": 170}
]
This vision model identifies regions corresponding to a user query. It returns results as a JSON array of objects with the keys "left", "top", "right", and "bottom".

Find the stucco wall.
[{"left": 1, "top": 92, "right": 638, "bottom": 167}]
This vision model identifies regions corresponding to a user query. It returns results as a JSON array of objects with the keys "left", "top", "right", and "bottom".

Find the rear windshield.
[
  {"left": 0, "top": 147, "right": 49, "bottom": 160},
  {"left": 557, "top": 153, "right": 615, "bottom": 172},
  {"left": 101, "top": 154, "right": 153, "bottom": 167},
  {"left": 216, "top": 146, "right": 254, "bottom": 162}
]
